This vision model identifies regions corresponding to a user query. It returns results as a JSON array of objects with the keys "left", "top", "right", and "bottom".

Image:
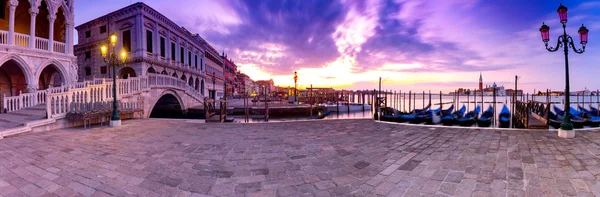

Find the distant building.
[
  {"left": 255, "top": 79, "right": 275, "bottom": 96},
  {"left": 505, "top": 88, "right": 523, "bottom": 96},
  {"left": 480, "top": 83, "right": 506, "bottom": 96},
  {"left": 576, "top": 88, "right": 591, "bottom": 96},
  {"left": 237, "top": 73, "right": 256, "bottom": 96},
  {"left": 221, "top": 53, "right": 237, "bottom": 96}
]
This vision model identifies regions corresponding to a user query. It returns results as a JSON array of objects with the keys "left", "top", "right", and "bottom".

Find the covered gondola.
[
  {"left": 578, "top": 105, "right": 600, "bottom": 127},
  {"left": 498, "top": 105, "right": 511, "bottom": 128},
  {"left": 457, "top": 106, "right": 481, "bottom": 127},
  {"left": 440, "top": 105, "right": 466, "bottom": 126},
  {"left": 552, "top": 106, "right": 586, "bottom": 128},
  {"left": 477, "top": 106, "right": 494, "bottom": 127}
]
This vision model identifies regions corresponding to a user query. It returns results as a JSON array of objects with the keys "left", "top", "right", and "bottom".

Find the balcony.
[{"left": 0, "top": 30, "right": 67, "bottom": 54}]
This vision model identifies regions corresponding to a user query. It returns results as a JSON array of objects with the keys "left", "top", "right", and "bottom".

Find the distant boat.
[
  {"left": 477, "top": 106, "right": 494, "bottom": 127},
  {"left": 321, "top": 102, "right": 371, "bottom": 112},
  {"left": 499, "top": 105, "right": 511, "bottom": 128},
  {"left": 578, "top": 105, "right": 600, "bottom": 127},
  {"left": 441, "top": 105, "right": 466, "bottom": 126},
  {"left": 457, "top": 106, "right": 481, "bottom": 127}
]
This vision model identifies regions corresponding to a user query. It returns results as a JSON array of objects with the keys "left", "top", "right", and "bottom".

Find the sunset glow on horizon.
[{"left": 76, "top": 0, "right": 600, "bottom": 92}]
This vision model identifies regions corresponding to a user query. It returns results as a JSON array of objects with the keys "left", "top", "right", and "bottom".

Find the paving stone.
[{"left": 0, "top": 119, "right": 598, "bottom": 196}]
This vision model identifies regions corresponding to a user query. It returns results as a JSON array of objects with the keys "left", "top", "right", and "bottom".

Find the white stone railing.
[
  {"left": 0, "top": 30, "right": 65, "bottom": 54},
  {"left": 14, "top": 33, "right": 29, "bottom": 47},
  {"left": 53, "top": 42, "right": 66, "bottom": 53},
  {"left": 2, "top": 74, "right": 204, "bottom": 118},
  {"left": 147, "top": 74, "right": 204, "bottom": 101},
  {"left": 35, "top": 37, "right": 49, "bottom": 51},
  {"left": 0, "top": 31, "right": 7, "bottom": 44},
  {"left": 3, "top": 91, "right": 48, "bottom": 113}
]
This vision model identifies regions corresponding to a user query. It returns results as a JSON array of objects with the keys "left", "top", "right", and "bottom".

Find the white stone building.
[
  {"left": 192, "top": 34, "right": 224, "bottom": 100},
  {"left": 74, "top": 2, "right": 209, "bottom": 97},
  {"left": 0, "top": 0, "right": 76, "bottom": 97}
]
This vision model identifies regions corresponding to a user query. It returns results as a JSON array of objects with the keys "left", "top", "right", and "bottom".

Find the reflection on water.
[{"left": 230, "top": 110, "right": 373, "bottom": 123}]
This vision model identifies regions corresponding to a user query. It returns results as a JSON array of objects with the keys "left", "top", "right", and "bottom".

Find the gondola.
[
  {"left": 591, "top": 106, "right": 599, "bottom": 116},
  {"left": 397, "top": 104, "right": 431, "bottom": 123},
  {"left": 477, "top": 106, "right": 494, "bottom": 127},
  {"left": 548, "top": 111, "right": 562, "bottom": 129},
  {"left": 498, "top": 105, "right": 511, "bottom": 128},
  {"left": 578, "top": 105, "right": 600, "bottom": 127},
  {"left": 440, "top": 105, "right": 466, "bottom": 126},
  {"left": 313, "top": 109, "right": 331, "bottom": 119},
  {"left": 377, "top": 107, "right": 396, "bottom": 122},
  {"left": 553, "top": 106, "right": 586, "bottom": 128},
  {"left": 457, "top": 106, "right": 481, "bottom": 127},
  {"left": 421, "top": 106, "right": 442, "bottom": 125},
  {"left": 440, "top": 105, "right": 455, "bottom": 116}
]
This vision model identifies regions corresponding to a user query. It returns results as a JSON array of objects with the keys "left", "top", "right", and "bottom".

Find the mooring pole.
[
  {"left": 493, "top": 86, "right": 496, "bottom": 128},
  {"left": 439, "top": 91, "right": 443, "bottom": 110},
  {"left": 408, "top": 91, "right": 412, "bottom": 112}
]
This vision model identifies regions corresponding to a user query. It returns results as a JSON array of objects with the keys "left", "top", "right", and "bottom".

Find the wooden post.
[
  {"left": 493, "top": 86, "right": 496, "bottom": 128},
  {"left": 337, "top": 90, "right": 340, "bottom": 114},
  {"left": 439, "top": 91, "right": 443, "bottom": 110},
  {"left": 347, "top": 90, "right": 350, "bottom": 113},
  {"left": 473, "top": 88, "right": 477, "bottom": 110},
  {"left": 408, "top": 91, "right": 412, "bottom": 112},
  {"left": 422, "top": 91, "right": 425, "bottom": 109},
  {"left": 467, "top": 89, "right": 470, "bottom": 112},
  {"left": 413, "top": 92, "right": 416, "bottom": 111},
  {"left": 597, "top": 89, "right": 599, "bottom": 116},
  {"left": 403, "top": 92, "right": 406, "bottom": 113},
  {"left": 310, "top": 84, "right": 313, "bottom": 118},
  {"left": 457, "top": 90, "right": 461, "bottom": 109}
]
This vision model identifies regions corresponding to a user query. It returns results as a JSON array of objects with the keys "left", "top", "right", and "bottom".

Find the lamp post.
[
  {"left": 539, "top": 3, "right": 589, "bottom": 138},
  {"left": 100, "top": 33, "right": 127, "bottom": 127},
  {"left": 294, "top": 71, "right": 298, "bottom": 103}
]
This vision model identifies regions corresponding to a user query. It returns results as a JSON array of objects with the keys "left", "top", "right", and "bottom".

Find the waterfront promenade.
[{"left": 0, "top": 120, "right": 600, "bottom": 196}]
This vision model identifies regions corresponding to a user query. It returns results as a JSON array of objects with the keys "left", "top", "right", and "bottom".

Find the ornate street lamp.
[
  {"left": 293, "top": 71, "right": 298, "bottom": 103},
  {"left": 100, "top": 33, "right": 127, "bottom": 127},
  {"left": 539, "top": 3, "right": 589, "bottom": 138}
]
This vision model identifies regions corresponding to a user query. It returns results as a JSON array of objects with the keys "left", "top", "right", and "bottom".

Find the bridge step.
[{"left": 0, "top": 104, "right": 47, "bottom": 131}]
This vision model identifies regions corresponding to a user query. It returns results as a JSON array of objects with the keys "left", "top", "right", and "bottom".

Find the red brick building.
[{"left": 221, "top": 53, "right": 237, "bottom": 96}]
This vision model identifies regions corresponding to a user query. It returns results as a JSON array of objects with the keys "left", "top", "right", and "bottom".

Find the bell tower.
[{"left": 479, "top": 73, "right": 483, "bottom": 91}]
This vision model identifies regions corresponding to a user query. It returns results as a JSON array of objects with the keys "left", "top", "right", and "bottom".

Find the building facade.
[
  {"left": 0, "top": 0, "right": 77, "bottom": 97},
  {"left": 237, "top": 72, "right": 256, "bottom": 96},
  {"left": 221, "top": 53, "right": 237, "bottom": 97},
  {"left": 255, "top": 79, "right": 274, "bottom": 96},
  {"left": 192, "top": 34, "right": 223, "bottom": 99},
  {"left": 74, "top": 2, "right": 208, "bottom": 97}
]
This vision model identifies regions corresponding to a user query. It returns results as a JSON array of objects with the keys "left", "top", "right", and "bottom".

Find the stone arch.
[
  {"left": 147, "top": 67, "right": 156, "bottom": 74},
  {"left": 35, "top": 0, "right": 51, "bottom": 39},
  {"left": 171, "top": 72, "right": 177, "bottom": 78},
  {"left": 0, "top": 59, "right": 28, "bottom": 96},
  {"left": 118, "top": 66, "right": 136, "bottom": 79},
  {"left": 180, "top": 74, "right": 186, "bottom": 81},
  {"left": 37, "top": 64, "right": 64, "bottom": 90},
  {"left": 35, "top": 58, "right": 68, "bottom": 86},
  {"left": 188, "top": 76, "right": 193, "bottom": 87},
  {"left": 149, "top": 90, "right": 186, "bottom": 118},
  {"left": 194, "top": 78, "right": 199, "bottom": 91},
  {"left": 0, "top": 53, "right": 33, "bottom": 86},
  {"left": 14, "top": 0, "right": 32, "bottom": 35},
  {"left": 53, "top": 4, "right": 65, "bottom": 42},
  {"left": 160, "top": 69, "right": 167, "bottom": 75}
]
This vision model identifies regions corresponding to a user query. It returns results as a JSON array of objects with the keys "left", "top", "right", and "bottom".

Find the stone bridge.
[{"left": 0, "top": 73, "right": 206, "bottom": 138}]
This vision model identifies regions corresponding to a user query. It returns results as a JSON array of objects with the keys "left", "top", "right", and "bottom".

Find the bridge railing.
[
  {"left": 148, "top": 74, "right": 204, "bottom": 101},
  {"left": 2, "top": 74, "right": 203, "bottom": 119}
]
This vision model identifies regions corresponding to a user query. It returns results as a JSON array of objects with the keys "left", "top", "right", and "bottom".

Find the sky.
[{"left": 75, "top": 0, "right": 600, "bottom": 93}]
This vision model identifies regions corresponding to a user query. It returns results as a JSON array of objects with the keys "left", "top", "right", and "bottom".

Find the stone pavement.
[{"left": 1, "top": 119, "right": 600, "bottom": 196}]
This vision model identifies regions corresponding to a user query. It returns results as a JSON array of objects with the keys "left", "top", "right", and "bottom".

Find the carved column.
[
  {"left": 29, "top": 7, "right": 39, "bottom": 49},
  {"left": 48, "top": 14, "right": 56, "bottom": 52},
  {"left": 65, "top": 21, "right": 72, "bottom": 54},
  {"left": 8, "top": 0, "right": 18, "bottom": 45}
]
